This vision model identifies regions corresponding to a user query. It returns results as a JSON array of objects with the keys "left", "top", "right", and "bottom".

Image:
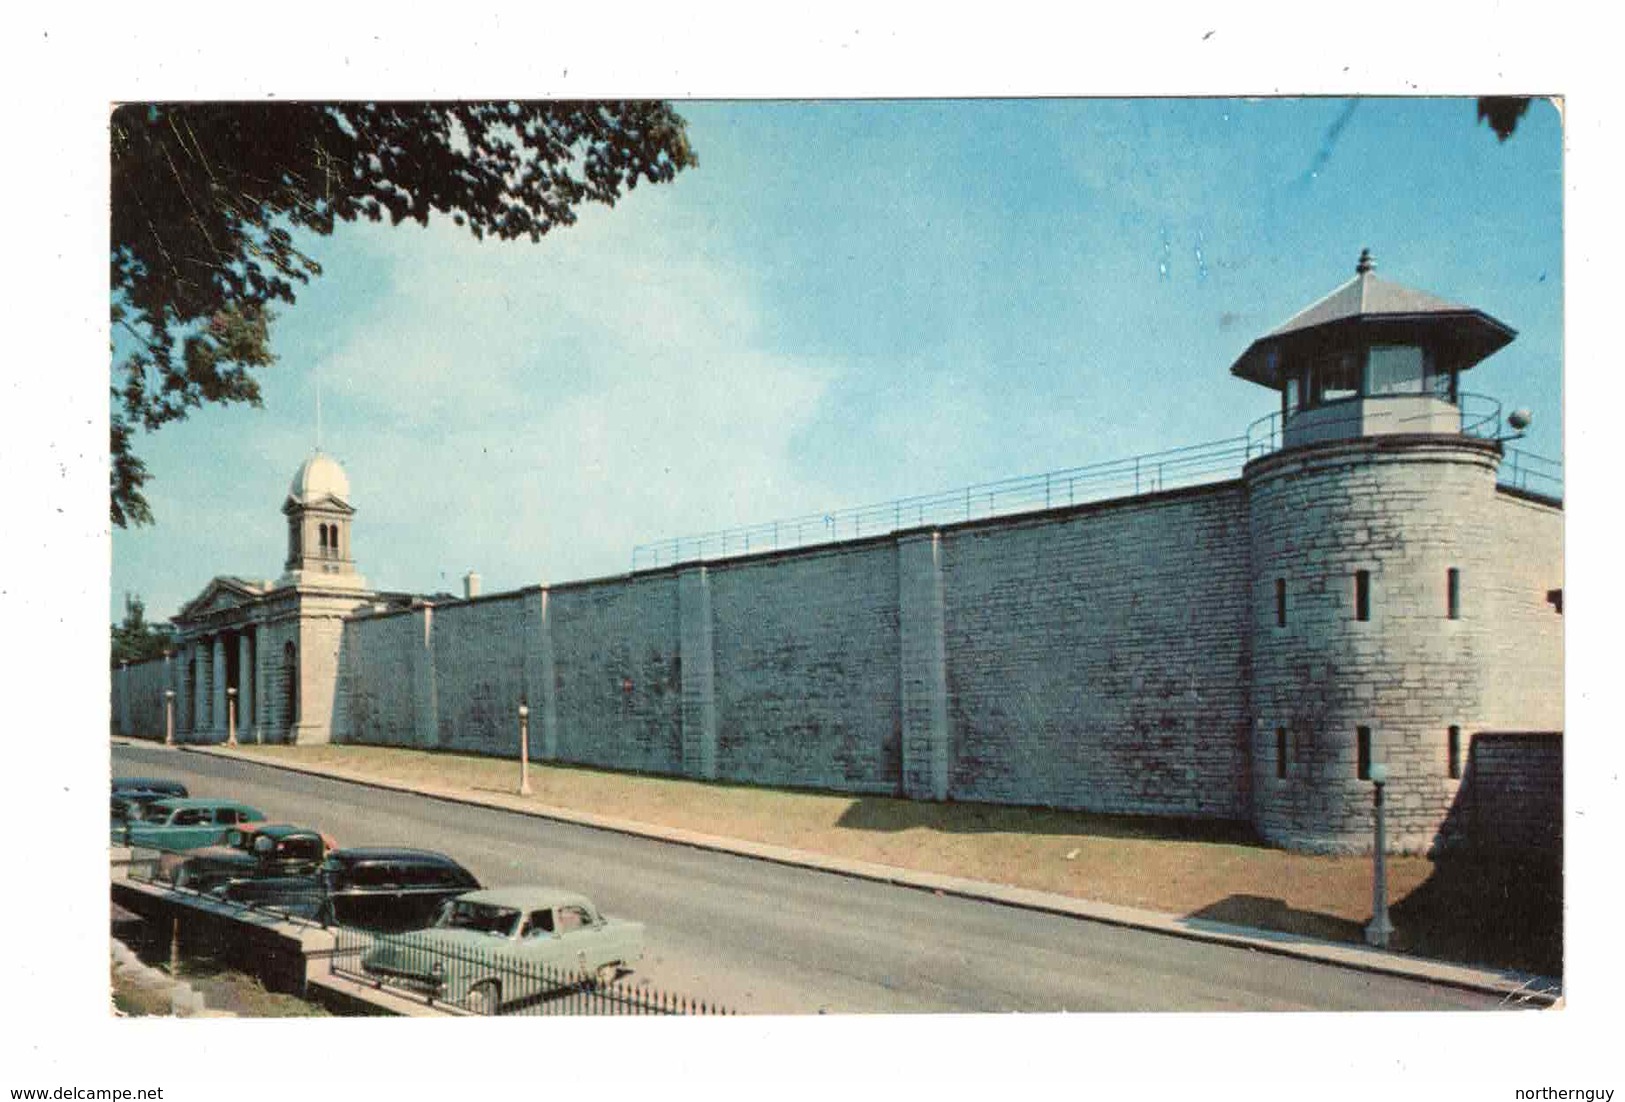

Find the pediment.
[
  {"left": 282, "top": 493, "right": 356, "bottom": 517},
  {"left": 176, "top": 576, "right": 268, "bottom": 623}
]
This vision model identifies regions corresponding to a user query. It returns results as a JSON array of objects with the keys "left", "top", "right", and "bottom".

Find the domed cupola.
[
  {"left": 287, "top": 450, "right": 352, "bottom": 506},
  {"left": 1232, "top": 249, "right": 1517, "bottom": 450},
  {"left": 279, "top": 449, "right": 366, "bottom": 590}
]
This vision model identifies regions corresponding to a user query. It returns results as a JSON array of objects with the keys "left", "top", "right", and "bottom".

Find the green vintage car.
[
  {"left": 360, "top": 886, "right": 645, "bottom": 1015},
  {"left": 113, "top": 798, "right": 266, "bottom": 851}
]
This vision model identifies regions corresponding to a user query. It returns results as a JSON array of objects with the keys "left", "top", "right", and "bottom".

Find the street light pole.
[
  {"left": 1365, "top": 763, "right": 1394, "bottom": 948},
  {"left": 226, "top": 687, "right": 238, "bottom": 747},
  {"left": 518, "top": 702, "right": 532, "bottom": 796},
  {"left": 163, "top": 690, "right": 176, "bottom": 747}
]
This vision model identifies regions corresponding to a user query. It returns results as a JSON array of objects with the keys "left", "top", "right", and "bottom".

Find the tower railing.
[{"left": 1244, "top": 391, "right": 1506, "bottom": 459}]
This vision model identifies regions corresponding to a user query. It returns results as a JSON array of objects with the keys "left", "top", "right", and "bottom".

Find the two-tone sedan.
[
  {"left": 114, "top": 798, "right": 266, "bottom": 851},
  {"left": 360, "top": 887, "right": 645, "bottom": 1015}
]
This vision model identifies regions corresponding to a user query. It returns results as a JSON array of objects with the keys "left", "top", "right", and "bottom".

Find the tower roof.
[
  {"left": 1230, "top": 250, "right": 1517, "bottom": 388},
  {"left": 287, "top": 449, "right": 351, "bottom": 505}
]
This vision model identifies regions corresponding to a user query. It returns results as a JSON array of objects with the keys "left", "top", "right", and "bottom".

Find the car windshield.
[{"left": 437, "top": 901, "right": 521, "bottom": 937}]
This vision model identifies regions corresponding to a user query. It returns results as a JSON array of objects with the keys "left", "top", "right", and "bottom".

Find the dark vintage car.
[
  {"left": 221, "top": 847, "right": 480, "bottom": 932},
  {"left": 110, "top": 777, "right": 189, "bottom": 824},
  {"left": 160, "top": 823, "right": 339, "bottom": 893}
]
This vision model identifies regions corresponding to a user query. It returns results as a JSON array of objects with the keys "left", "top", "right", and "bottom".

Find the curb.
[{"left": 125, "top": 739, "right": 1561, "bottom": 1006}]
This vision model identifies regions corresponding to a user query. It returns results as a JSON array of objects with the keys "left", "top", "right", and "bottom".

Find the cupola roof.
[{"left": 287, "top": 449, "right": 351, "bottom": 505}]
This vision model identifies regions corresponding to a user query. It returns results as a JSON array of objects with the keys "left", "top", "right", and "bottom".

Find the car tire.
[{"left": 467, "top": 980, "right": 500, "bottom": 1017}]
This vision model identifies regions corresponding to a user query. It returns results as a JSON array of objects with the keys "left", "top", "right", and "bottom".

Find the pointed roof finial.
[{"left": 1356, "top": 247, "right": 1376, "bottom": 275}]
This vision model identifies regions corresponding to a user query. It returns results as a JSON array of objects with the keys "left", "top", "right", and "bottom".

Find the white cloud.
[{"left": 303, "top": 197, "right": 838, "bottom": 595}]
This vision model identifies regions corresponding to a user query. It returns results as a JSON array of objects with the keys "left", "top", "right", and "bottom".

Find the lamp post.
[
  {"left": 1365, "top": 763, "right": 1394, "bottom": 948},
  {"left": 163, "top": 690, "right": 175, "bottom": 747},
  {"left": 517, "top": 702, "right": 532, "bottom": 796},
  {"left": 226, "top": 687, "right": 238, "bottom": 747}
]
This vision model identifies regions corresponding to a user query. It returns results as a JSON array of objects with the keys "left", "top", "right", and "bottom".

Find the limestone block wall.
[
  {"left": 1479, "top": 490, "right": 1564, "bottom": 732},
  {"left": 113, "top": 655, "right": 173, "bottom": 738},
  {"left": 940, "top": 486, "right": 1253, "bottom": 817},
  {"left": 340, "top": 610, "right": 423, "bottom": 747},
  {"left": 709, "top": 540, "right": 902, "bottom": 793},
  {"left": 428, "top": 592, "right": 532, "bottom": 757},
  {"left": 1442, "top": 732, "right": 1563, "bottom": 852},
  {"left": 253, "top": 438, "right": 1562, "bottom": 853},
  {"left": 548, "top": 575, "right": 683, "bottom": 774}
]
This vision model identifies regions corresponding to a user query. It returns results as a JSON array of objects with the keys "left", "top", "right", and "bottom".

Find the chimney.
[{"left": 463, "top": 571, "right": 481, "bottom": 600}]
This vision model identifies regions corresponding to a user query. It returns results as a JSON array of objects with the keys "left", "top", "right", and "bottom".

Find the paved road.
[{"left": 113, "top": 744, "right": 1513, "bottom": 1013}]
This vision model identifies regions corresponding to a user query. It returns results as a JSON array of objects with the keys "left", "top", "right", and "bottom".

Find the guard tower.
[
  {"left": 1238, "top": 252, "right": 1524, "bottom": 853},
  {"left": 1231, "top": 249, "right": 1516, "bottom": 449}
]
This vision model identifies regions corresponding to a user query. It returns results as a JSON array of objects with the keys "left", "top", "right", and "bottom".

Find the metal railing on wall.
[
  {"left": 632, "top": 397, "right": 1563, "bottom": 571},
  {"left": 330, "top": 927, "right": 732, "bottom": 1016},
  {"left": 631, "top": 436, "right": 1254, "bottom": 571}
]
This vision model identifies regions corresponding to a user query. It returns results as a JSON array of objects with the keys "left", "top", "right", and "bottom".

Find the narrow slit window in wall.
[
  {"left": 1275, "top": 578, "right": 1287, "bottom": 627},
  {"left": 1447, "top": 568, "right": 1461, "bottom": 620},
  {"left": 1276, "top": 727, "right": 1288, "bottom": 779},
  {"left": 1448, "top": 726, "right": 1462, "bottom": 779},
  {"left": 1357, "top": 726, "right": 1372, "bottom": 780},
  {"left": 1355, "top": 570, "right": 1371, "bottom": 622}
]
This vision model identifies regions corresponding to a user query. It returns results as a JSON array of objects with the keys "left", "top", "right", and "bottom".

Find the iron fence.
[{"left": 330, "top": 926, "right": 731, "bottom": 1016}]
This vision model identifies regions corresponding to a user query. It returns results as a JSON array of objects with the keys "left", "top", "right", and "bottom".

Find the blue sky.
[{"left": 110, "top": 97, "right": 1564, "bottom": 622}]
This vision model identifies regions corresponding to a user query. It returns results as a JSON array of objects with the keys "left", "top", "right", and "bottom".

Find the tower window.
[
  {"left": 1356, "top": 726, "right": 1372, "bottom": 780},
  {"left": 1355, "top": 570, "right": 1371, "bottom": 622},
  {"left": 1367, "top": 345, "right": 1426, "bottom": 395},
  {"left": 1448, "top": 726, "right": 1462, "bottom": 779},
  {"left": 1447, "top": 568, "right": 1461, "bottom": 620},
  {"left": 1276, "top": 727, "right": 1288, "bottom": 779},
  {"left": 1275, "top": 578, "right": 1287, "bottom": 627}
]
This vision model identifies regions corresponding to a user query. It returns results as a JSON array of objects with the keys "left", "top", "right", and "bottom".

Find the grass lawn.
[{"left": 221, "top": 743, "right": 1559, "bottom": 976}]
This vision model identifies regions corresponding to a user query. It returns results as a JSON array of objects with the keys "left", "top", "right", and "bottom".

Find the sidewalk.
[{"left": 132, "top": 738, "right": 1561, "bottom": 1006}]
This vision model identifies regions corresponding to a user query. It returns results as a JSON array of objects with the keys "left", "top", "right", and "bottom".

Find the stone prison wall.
[{"left": 333, "top": 483, "right": 1257, "bottom": 821}]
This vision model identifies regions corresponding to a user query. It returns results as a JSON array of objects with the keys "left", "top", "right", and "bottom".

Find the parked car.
[
  {"left": 160, "top": 823, "right": 338, "bottom": 892},
  {"left": 221, "top": 847, "right": 479, "bottom": 932},
  {"left": 114, "top": 798, "right": 265, "bottom": 850},
  {"left": 110, "top": 777, "right": 189, "bottom": 824},
  {"left": 360, "top": 887, "right": 645, "bottom": 1014}
]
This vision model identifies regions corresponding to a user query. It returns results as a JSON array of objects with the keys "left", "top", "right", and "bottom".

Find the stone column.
[
  {"left": 898, "top": 531, "right": 950, "bottom": 801},
  {"left": 192, "top": 639, "right": 209, "bottom": 740},
  {"left": 523, "top": 589, "right": 559, "bottom": 761},
  {"left": 253, "top": 627, "right": 269, "bottom": 741},
  {"left": 212, "top": 634, "right": 228, "bottom": 740},
  {"left": 238, "top": 633, "right": 255, "bottom": 743},
  {"left": 677, "top": 566, "right": 718, "bottom": 780}
]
